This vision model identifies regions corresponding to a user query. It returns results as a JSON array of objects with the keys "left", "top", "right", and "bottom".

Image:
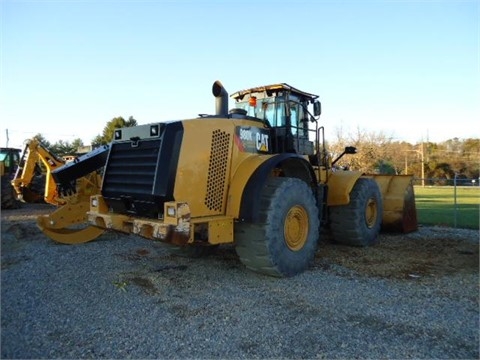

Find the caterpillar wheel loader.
[
  {"left": 11, "top": 138, "right": 109, "bottom": 244},
  {"left": 52, "top": 81, "right": 417, "bottom": 277}
]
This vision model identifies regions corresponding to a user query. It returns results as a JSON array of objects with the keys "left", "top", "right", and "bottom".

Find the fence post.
[{"left": 453, "top": 173, "right": 458, "bottom": 228}]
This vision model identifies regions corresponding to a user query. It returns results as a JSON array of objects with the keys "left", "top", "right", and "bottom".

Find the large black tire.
[
  {"left": 235, "top": 177, "right": 320, "bottom": 277},
  {"left": 22, "top": 174, "right": 46, "bottom": 203},
  {"left": 29, "top": 174, "right": 46, "bottom": 202},
  {"left": 1, "top": 177, "right": 21, "bottom": 209},
  {"left": 329, "top": 178, "right": 382, "bottom": 247}
]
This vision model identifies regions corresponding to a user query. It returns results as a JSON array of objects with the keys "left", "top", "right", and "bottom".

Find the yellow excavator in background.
[{"left": 11, "top": 138, "right": 109, "bottom": 244}]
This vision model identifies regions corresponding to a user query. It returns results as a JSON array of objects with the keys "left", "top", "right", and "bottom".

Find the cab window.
[
  {"left": 289, "top": 101, "right": 299, "bottom": 135},
  {"left": 234, "top": 98, "right": 277, "bottom": 126}
]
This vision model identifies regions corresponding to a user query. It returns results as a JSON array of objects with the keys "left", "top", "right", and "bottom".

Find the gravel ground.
[{"left": 1, "top": 204, "right": 479, "bottom": 359}]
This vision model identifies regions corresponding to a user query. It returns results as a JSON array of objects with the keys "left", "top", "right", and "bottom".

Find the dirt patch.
[
  {"left": 128, "top": 276, "right": 158, "bottom": 295},
  {"left": 317, "top": 227, "right": 479, "bottom": 280}
]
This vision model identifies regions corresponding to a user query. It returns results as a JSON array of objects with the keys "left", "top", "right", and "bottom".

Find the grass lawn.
[{"left": 414, "top": 186, "right": 480, "bottom": 230}]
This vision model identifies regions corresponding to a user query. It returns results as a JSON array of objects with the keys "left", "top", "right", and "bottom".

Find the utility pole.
[
  {"left": 405, "top": 143, "right": 425, "bottom": 186},
  {"left": 420, "top": 142, "right": 425, "bottom": 187}
]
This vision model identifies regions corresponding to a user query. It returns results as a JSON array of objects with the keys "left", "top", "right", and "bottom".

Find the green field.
[{"left": 413, "top": 186, "right": 480, "bottom": 230}]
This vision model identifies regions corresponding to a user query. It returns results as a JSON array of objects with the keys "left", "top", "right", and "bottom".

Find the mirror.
[
  {"left": 345, "top": 146, "right": 357, "bottom": 154},
  {"left": 313, "top": 101, "right": 321, "bottom": 117}
]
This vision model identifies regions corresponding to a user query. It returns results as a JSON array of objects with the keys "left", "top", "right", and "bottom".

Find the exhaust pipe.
[{"left": 212, "top": 80, "right": 228, "bottom": 116}]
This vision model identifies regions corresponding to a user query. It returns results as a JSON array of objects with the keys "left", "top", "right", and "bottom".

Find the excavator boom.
[
  {"left": 11, "top": 139, "right": 108, "bottom": 243},
  {"left": 12, "top": 139, "right": 66, "bottom": 205}
]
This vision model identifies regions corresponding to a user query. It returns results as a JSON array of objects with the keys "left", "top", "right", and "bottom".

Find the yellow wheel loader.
[
  {"left": 11, "top": 139, "right": 108, "bottom": 244},
  {"left": 52, "top": 81, "right": 417, "bottom": 277}
]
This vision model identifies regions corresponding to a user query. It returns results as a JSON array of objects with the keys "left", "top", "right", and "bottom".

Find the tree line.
[
  {"left": 32, "top": 118, "right": 479, "bottom": 185},
  {"left": 328, "top": 129, "right": 479, "bottom": 185},
  {"left": 31, "top": 116, "right": 137, "bottom": 155}
]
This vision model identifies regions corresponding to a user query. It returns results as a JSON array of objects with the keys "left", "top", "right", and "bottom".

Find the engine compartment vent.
[{"left": 204, "top": 129, "right": 230, "bottom": 212}]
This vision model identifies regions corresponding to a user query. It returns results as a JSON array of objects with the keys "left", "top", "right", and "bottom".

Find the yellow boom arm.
[
  {"left": 12, "top": 139, "right": 66, "bottom": 205},
  {"left": 11, "top": 138, "right": 105, "bottom": 244}
]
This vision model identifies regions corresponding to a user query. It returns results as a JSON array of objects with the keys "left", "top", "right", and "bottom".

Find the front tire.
[
  {"left": 235, "top": 177, "right": 320, "bottom": 277},
  {"left": 329, "top": 178, "right": 382, "bottom": 246}
]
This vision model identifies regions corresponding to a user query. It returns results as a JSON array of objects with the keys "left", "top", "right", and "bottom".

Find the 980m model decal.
[{"left": 235, "top": 126, "right": 270, "bottom": 154}]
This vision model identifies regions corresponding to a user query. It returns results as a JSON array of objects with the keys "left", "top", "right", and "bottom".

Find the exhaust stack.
[{"left": 212, "top": 80, "right": 228, "bottom": 116}]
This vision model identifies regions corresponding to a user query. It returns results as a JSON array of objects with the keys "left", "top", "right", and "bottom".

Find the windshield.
[
  {"left": 234, "top": 96, "right": 310, "bottom": 136},
  {"left": 0, "top": 153, "right": 7, "bottom": 162},
  {"left": 234, "top": 97, "right": 285, "bottom": 127}
]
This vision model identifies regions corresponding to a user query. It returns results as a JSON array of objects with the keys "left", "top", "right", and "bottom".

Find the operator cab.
[
  {"left": 0, "top": 148, "right": 21, "bottom": 176},
  {"left": 231, "top": 83, "right": 321, "bottom": 155}
]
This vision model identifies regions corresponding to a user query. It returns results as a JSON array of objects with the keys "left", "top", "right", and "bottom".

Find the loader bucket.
[{"left": 371, "top": 175, "right": 418, "bottom": 233}]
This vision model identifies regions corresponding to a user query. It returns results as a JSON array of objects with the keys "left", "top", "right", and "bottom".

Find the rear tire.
[
  {"left": 235, "top": 177, "right": 320, "bottom": 277},
  {"left": 329, "top": 178, "right": 382, "bottom": 246}
]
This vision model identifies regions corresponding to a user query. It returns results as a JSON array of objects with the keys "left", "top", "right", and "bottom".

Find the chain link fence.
[
  {"left": 412, "top": 177, "right": 479, "bottom": 187},
  {"left": 412, "top": 177, "right": 480, "bottom": 229}
]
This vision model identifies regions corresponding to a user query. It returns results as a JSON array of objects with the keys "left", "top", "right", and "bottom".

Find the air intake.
[{"left": 204, "top": 129, "right": 230, "bottom": 212}]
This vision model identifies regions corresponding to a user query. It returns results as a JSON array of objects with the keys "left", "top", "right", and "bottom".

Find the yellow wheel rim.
[
  {"left": 284, "top": 205, "right": 309, "bottom": 251},
  {"left": 365, "top": 198, "right": 378, "bottom": 228}
]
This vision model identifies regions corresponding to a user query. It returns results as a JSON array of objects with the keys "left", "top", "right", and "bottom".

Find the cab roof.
[{"left": 230, "top": 83, "right": 319, "bottom": 102}]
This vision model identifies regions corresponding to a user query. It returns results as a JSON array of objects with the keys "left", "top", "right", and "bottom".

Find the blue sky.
[{"left": 1, "top": 0, "right": 478, "bottom": 148}]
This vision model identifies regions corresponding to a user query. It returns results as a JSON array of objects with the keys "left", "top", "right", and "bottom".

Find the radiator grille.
[
  {"left": 103, "top": 140, "right": 159, "bottom": 198},
  {"left": 205, "top": 129, "right": 230, "bottom": 212}
]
